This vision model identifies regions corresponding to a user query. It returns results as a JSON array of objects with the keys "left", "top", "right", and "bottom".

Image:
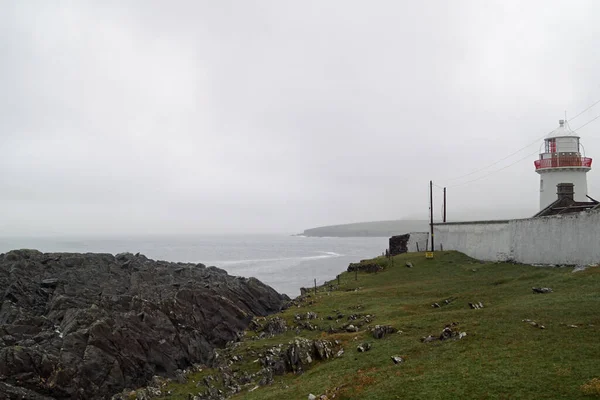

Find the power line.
[
  {"left": 569, "top": 99, "right": 600, "bottom": 122},
  {"left": 447, "top": 149, "right": 540, "bottom": 188},
  {"left": 443, "top": 134, "right": 546, "bottom": 183},
  {"left": 573, "top": 113, "right": 600, "bottom": 132},
  {"left": 440, "top": 98, "right": 600, "bottom": 186}
]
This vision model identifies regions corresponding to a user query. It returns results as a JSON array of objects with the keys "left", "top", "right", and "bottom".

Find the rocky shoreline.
[{"left": 0, "top": 250, "right": 289, "bottom": 399}]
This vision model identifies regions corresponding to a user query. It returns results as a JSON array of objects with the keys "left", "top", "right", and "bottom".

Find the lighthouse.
[{"left": 535, "top": 120, "right": 593, "bottom": 210}]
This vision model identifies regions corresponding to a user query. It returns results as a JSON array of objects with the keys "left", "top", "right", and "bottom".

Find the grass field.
[{"left": 164, "top": 251, "right": 600, "bottom": 399}]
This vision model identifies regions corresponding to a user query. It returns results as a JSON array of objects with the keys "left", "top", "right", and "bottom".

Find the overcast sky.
[{"left": 2, "top": 0, "right": 600, "bottom": 235}]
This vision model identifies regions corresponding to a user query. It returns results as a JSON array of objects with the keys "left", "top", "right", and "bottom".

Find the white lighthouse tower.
[{"left": 535, "top": 119, "right": 593, "bottom": 210}]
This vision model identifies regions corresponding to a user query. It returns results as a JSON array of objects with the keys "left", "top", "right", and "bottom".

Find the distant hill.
[{"left": 300, "top": 220, "right": 429, "bottom": 237}]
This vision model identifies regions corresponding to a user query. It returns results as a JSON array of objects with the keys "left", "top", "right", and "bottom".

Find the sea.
[{"left": 0, "top": 234, "right": 389, "bottom": 297}]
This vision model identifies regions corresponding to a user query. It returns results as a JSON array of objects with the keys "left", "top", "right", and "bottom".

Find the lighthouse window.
[{"left": 540, "top": 179, "right": 544, "bottom": 192}]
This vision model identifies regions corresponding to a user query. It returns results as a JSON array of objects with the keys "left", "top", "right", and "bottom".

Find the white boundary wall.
[
  {"left": 407, "top": 232, "right": 429, "bottom": 252},
  {"left": 433, "top": 210, "right": 600, "bottom": 265}
]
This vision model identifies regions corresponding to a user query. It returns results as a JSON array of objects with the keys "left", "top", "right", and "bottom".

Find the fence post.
[
  {"left": 337, "top": 275, "right": 340, "bottom": 286},
  {"left": 314, "top": 278, "right": 317, "bottom": 295},
  {"left": 355, "top": 267, "right": 357, "bottom": 281}
]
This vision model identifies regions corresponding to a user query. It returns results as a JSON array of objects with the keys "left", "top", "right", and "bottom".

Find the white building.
[{"left": 535, "top": 120, "right": 593, "bottom": 210}]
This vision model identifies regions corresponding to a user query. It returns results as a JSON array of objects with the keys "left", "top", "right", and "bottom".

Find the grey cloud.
[{"left": 2, "top": 0, "right": 600, "bottom": 235}]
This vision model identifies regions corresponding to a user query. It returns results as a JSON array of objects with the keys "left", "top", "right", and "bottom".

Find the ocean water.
[{"left": 0, "top": 235, "right": 389, "bottom": 296}]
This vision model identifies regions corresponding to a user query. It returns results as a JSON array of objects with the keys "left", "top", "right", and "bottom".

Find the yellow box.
[{"left": 425, "top": 252, "right": 434, "bottom": 259}]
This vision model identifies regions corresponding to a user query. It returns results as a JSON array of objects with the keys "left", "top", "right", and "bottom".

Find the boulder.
[
  {"left": 262, "top": 317, "right": 288, "bottom": 337},
  {"left": 371, "top": 325, "right": 397, "bottom": 339}
]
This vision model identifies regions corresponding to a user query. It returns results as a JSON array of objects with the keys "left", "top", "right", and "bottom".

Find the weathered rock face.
[
  {"left": 0, "top": 250, "right": 289, "bottom": 399},
  {"left": 346, "top": 262, "right": 382, "bottom": 273},
  {"left": 389, "top": 234, "right": 409, "bottom": 256}
]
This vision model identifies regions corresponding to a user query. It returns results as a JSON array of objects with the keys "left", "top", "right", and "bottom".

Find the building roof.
[
  {"left": 546, "top": 120, "right": 579, "bottom": 140},
  {"left": 533, "top": 197, "right": 599, "bottom": 217}
]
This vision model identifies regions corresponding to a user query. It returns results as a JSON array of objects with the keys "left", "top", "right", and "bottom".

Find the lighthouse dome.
[{"left": 546, "top": 119, "right": 579, "bottom": 139}]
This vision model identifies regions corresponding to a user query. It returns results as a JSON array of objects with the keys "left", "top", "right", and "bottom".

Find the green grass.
[{"left": 163, "top": 251, "right": 600, "bottom": 399}]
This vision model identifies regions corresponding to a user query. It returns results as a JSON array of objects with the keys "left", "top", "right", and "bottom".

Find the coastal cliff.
[{"left": 0, "top": 250, "right": 288, "bottom": 399}]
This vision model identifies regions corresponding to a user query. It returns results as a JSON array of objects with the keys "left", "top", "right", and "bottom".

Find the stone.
[
  {"left": 40, "top": 278, "right": 60, "bottom": 288},
  {"left": 313, "top": 340, "right": 334, "bottom": 360},
  {"left": 346, "top": 324, "right": 358, "bottom": 333},
  {"left": 371, "top": 325, "right": 397, "bottom": 339},
  {"left": 262, "top": 317, "right": 288, "bottom": 337},
  {"left": 532, "top": 287, "right": 553, "bottom": 294},
  {"left": 522, "top": 319, "right": 545, "bottom": 329},
  {"left": 391, "top": 356, "right": 404, "bottom": 364},
  {"left": 421, "top": 335, "right": 437, "bottom": 343},
  {"left": 357, "top": 343, "right": 371, "bottom": 352},
  {"left": 308, "top": 394, "right": 317, "bottom": 400},
  {"left": 405, "top": 262, "right": 413, "bottom": 268}
]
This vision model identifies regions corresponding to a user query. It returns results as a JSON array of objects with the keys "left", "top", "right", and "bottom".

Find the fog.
[{"left": 2, "top": 0, "right": 600, "bottom": 235}]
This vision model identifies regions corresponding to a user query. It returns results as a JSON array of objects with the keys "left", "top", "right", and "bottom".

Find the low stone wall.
[
  {"left": 389, "top": 232, "right": 430, "bottom": 255},
  {"left": 434, "top": 210, "right": 600, "bottom": 265}
]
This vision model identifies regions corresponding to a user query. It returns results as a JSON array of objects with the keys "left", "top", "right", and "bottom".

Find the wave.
[{"left": 205, "top": 251, "right": 343, "bottom": 266}]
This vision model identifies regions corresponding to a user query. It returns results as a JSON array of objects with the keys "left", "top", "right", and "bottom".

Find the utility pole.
[
  {"left": 443, "top": 187, "right": 447, "bottom": 223},
  {"left": 430, "top": 180, "right": 434, "bottom": 252}
]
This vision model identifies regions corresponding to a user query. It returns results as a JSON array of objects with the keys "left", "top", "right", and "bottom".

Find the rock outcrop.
[
  {"left": 346, "top": 262, "right": 383, "bottom": 273},
  {"left": 0, "top": 249, "right": 288, "bottom": 399}
]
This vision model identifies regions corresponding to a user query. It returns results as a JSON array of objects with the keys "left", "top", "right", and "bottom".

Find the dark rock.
[
  {"left": 313, "top": 340, "right": 334, "bottom": 360},
  {"left": 357, "top": 343, "right": 371, "bottom": 352},
  {"left": 371, "top": 325, "right": 397, "bottom": 339},
  {"left": 40, "top": 278, "right": 60, "bottom": 288},
  {"left": 532, "top": 287, "right": 553, "bottom": 294},
  {"left": 389, "top": 234, "right": 410, "bottom": 256},
  {"left": 391, "top": 356, "right": 404, "bottom": 364},
  {"left": 347, "top": 263, "right": 383, "bottom": 273},
  {"left": 282, "top": 338, "right": 336, "bottom": 374},
  {"left": 261, "top": 317, "right": 287, "bottom": 337},
  {"left": 469, "top": 301, "right": 484, "bottom": 309},
  {"left": 0, "top": 249, "right": 288, "bottom": 400}
]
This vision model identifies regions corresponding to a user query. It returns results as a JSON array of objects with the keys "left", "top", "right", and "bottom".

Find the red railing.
[{"left": 534, "top": 156, "right": 592, "bottom": 170}]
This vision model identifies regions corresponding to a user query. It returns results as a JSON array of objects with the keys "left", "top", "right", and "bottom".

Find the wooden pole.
[
  {"left": 430, "top": 180, "right": 434, "bottom": 253},
  {"left": 443, "top": 187, "right": 447, "bottom": 223},
  {"left": 314, "top": 278, "right": 317, "bottom": 295}
]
